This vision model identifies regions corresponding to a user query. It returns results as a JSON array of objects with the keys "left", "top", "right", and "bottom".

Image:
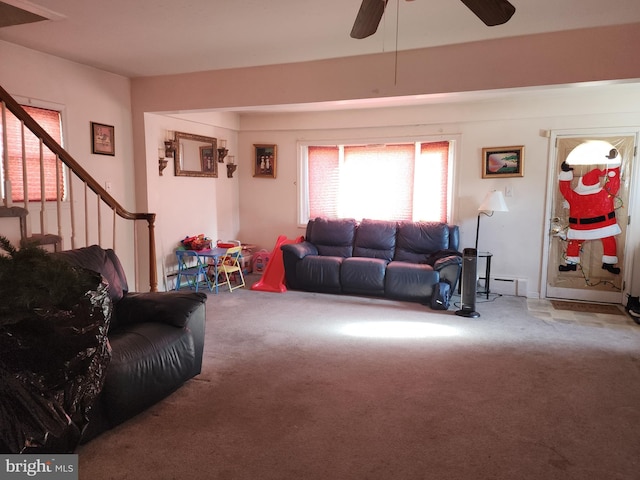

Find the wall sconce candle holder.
[
  {"left": 164, "top": 140, "right": 176, "bottom": 158},
  {"left": 158, "top": 146, "right": 169, "bottom": 175},
  {"left": 217, "top": 139, "right": 228, "bottom": 163},
  {"left": 217, "top": 147, "right": 228, "bottom": 163},
  {"left": 159, "top": 157, "right": 168, "bottom": 175},
  {"left": 226, "top": 164, "right": 237, "bottom": 178},
  {"left": 226, "top": 156, "right": 237, "bottom": 178}
]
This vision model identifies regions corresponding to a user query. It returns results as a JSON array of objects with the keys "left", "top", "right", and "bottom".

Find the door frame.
[{"left": 541, "top": 127, "right": 640, "bottom": 303}]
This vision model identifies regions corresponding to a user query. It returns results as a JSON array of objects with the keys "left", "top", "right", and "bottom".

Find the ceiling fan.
[{"left": 350, "top": 0, "right": 516, "bottom": 39}]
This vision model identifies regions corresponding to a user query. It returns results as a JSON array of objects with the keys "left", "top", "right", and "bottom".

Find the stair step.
[
  {"left": 26, "top": 234, "right": 63, "bottom": 251},
  {"left": 0, "top": 206, "right": 28, "bottom": 239},
  {"left": 0, "top": 206, "right": 28, "bottom": 218}
]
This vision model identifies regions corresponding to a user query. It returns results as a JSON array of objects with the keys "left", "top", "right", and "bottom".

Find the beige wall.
[
  {"left": 128, "top": 22, "right": 640, "bottom": 296},
  {"left": 142, "top": 112, "right": 240, "bottom": 290},
  {"left": 130, "top": 23, "right": 640, "bottom": 112},
  {"left": 3, "top": 21, "right": 640, "bottom": 297},
  {"left": 234, "top": 85, "right": 640, "bottom": 299},
  {"left": 0, "top": 40, "right": 140, "bottom": 285},
  {"left": 143, "top": 83, "right": 640, "bottom": 297}
]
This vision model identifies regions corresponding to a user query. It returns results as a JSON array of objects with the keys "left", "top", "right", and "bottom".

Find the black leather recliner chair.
[{"left": 55, "top": 245, "right": 206, "bottom": 443}]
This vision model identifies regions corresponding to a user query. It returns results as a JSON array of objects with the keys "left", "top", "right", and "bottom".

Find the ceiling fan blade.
[
  {"left": 350, "top": 0, "right": 389, "bottom": 39},
  {"left": 460, "top": 0, "right": 515, "bottom": 26}
]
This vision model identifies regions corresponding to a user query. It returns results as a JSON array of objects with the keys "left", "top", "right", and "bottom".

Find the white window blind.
[
  {"left": 0, "top": 105, "right": 64, "bottom": 202},
  {"left": 308, "top": 146, "right": 339, "bottom": 219},
  {"left": 415, "top": 141, "right": 449, "bottom": 222},
  {"left": 306, "top": 140, "right": 450, "bottom": 223}
]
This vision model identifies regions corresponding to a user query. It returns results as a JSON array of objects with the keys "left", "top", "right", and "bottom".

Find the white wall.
[
  {"left": 0, "top": 41, "right": 135, "bottom": 208},
  {"left": 128, "top": 21, "right": 640, "bottom": 298},
  {"left": 0, "top": 40, "right": 139, "bottom": 284},
  {"left": 142, "top": 112, "right": 241, "bottom": 291},
  {"left": 236, "top": 83, "right": 640, "bottom": 298},
  {"left": 0, "top": 41, "right": 245, "bottom": 292},
  {"left": 3, "top": 38, "right": 640, "bottom": 298}
]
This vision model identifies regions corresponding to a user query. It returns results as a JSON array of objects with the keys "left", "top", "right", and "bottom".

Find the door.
[{"left": 545, "top": 133, "right": 636, "bottom": 303}]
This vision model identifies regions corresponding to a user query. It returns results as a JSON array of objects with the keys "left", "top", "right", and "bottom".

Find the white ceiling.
[{"left": 2, "top": 0, "right": 640, "bottom": 78}]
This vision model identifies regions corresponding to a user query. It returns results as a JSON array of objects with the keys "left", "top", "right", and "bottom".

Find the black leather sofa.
[
  {"left": 281, "top": 218, "right": 462, "bottom": 305},
  {"left": 55, "top": 245, "right": 207, "bottom": 443}
]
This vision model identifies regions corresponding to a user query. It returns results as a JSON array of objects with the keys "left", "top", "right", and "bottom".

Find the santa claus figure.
[{"left": 558, "top": 148, "right": 621, "bottom": 274}]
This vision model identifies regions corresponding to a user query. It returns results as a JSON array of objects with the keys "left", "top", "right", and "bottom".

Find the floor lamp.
[
  {"left": 475, "top": 190, "right": 509, "bottom": 250},
  {"left": 457, "top": 190, "right": 508, "bottom": 319}
]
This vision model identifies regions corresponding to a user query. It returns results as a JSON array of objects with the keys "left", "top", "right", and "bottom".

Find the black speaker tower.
[{"left": 456, "top": 248, "right": 480, "bottom": 318}]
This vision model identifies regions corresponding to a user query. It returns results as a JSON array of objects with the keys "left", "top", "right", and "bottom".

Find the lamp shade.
[{"left": 478, "top": 190, "right": 508, "bottom": 213}]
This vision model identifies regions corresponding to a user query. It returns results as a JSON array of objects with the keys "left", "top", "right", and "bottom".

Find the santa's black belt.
[{"left": 569, "top": 211, "right": 615, "bottom": 225}]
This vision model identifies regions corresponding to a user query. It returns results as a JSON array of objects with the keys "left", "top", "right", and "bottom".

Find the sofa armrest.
[
  {"left": 281, "top": 241, "right": 319, "bottom": 290},
  {"left": 280, "top": 241, "right": 318, "bottom": 259},
  {"left": 434, "top": 257, "right": 462, "bottom": 292},
  {"left": 114, "top": 291, "right": 207, "bottom": 328},
  {"left": 433, "top": 254, "right": 462, "bottom": 271}
]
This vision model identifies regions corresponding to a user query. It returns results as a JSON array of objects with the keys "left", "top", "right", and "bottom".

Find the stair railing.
[{"left": 0, "top": 84, "right": 157, "bottom": 292}]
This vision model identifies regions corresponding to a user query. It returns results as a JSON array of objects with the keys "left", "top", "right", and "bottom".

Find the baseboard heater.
[{"left": 480, "top": 276, "right": 527, "bottom": 297}]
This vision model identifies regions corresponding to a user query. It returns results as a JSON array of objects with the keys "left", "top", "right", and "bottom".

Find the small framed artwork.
[
  {"left": 91, "top": 122, "right": 115, "bottom": 156},
  {"left": 200, "top": 145, "right": 216, "bottom": 173},
  {"left": 482, "top": 146, "right": 524, "bottom": 178},
  {"left": 253, "top": 144, "right": 277, "bottom": 178}
]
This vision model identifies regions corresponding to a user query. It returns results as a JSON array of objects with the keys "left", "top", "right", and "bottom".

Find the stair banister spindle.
[
  {"left": 56, "top": 154, "right": 63, "bottom": 247},
  {"left": 84, "top": 181, "right": 89, "bottom": 246},
  {"left": 146, "top": 213, "right": 158, "bottom": 292},
  {"left": 112, "top": 208, "right": 117, "bottom": 251},
  {"left": 21, "top": 121, "right": 29, "bottom": 224},
  {"left": 68, "top": 164, "right": 77, "bottom": 249},
  {"left": 97, "top": 194, "right": 102, "bottom": 246},
  {"left": 39, "top": 138, "right": 46, "bottom": 234},
  {"left": 1, "top": 101, "right": 10, "bottom": 208}
]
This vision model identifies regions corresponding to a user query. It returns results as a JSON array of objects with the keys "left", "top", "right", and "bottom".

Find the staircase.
[{"left": 0, "top": 84, "right": 158, "bottom": 291}]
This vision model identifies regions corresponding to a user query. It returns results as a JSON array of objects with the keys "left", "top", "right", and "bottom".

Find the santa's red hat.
[{"left": 575, "top": 168, "right": 603, "bottom": 194}]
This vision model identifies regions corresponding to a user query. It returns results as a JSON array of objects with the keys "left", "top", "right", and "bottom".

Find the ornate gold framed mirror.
[{"left": 174, "top": 131, "right": 218, "bottom": 177}]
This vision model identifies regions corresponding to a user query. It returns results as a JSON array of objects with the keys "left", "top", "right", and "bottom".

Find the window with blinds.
[
  {"left": 0, "top": 105, "right": 65, "bottom": 202},
  {"left": 305, "top": 140, "right": 450, "bottom": 223}
]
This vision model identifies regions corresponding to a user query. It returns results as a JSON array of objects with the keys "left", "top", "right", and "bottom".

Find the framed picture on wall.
[
  {"left": 91, "top": 122, "right": 115, "bottom": 156},
  {"left": 482, "top": 146, "right": 524, "bottom": 178},
  {"left": 253, "top": 144, "right": 277, "bottom": 178}
]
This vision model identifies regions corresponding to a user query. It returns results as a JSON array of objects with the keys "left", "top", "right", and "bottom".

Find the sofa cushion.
[
  {"left": 297, "top": 255, "right": 343, "bottom": 293},
  {"left": 385, "top": 261, "right": 439, "bottom": 301},
  {"left": 447, "top": 225, "right": 460, "bottom": 251},
  {"left": 341, "top": 257, "right": 388, "bottom": 296},
  {"left": 394, "top": 221, "right": 450, "bottom": 263},
  {"left": 307, "top": 217, "right": 356, "bottom": 257},
  {"left": 353, "top": 219, "right": 396, "bottom": 261}
]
